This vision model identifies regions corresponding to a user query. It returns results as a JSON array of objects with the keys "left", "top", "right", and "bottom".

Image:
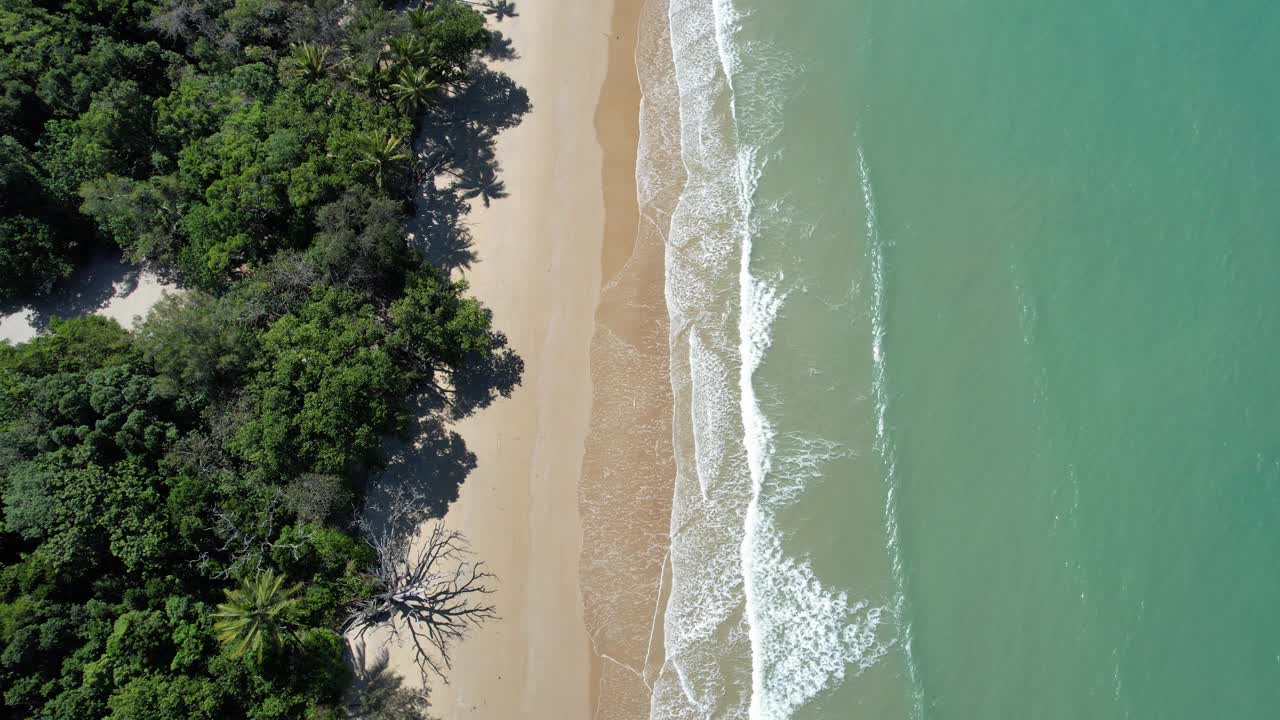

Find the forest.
[{"left": 0, "top": 0, "right": 523, "bottom": 717}]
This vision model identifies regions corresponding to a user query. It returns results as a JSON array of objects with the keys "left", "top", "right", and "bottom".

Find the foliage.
[
  {"left": 389, "top": 267, "right": 493, "bottom": 376},
  {"left": 2, "top": 0, "right": 487, "bottom": 295},
  {"left": 0, "top": 0, "right": 509, "bottom": 717},
  {"left": 213, "top": 570, "right": 302, "bottom": 662},
  {"left": 134, "top": 291, "right": 253, "bottom": 399},
  {"left": 0, "top": 136, "right": 74, "bottom": 300},
  {"left": 352, "top": 128, "right": 412, "bottom": 192},
  {"left": 305, "top": 187, "right": 416, "bottom": 295},
  {"left": 231, "top": 288, "right": 410, "bottom": 477}
]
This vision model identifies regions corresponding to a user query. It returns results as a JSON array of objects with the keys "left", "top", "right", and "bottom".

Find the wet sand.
[{"left": 579, "top": 0, "right": 676, "bottom": 715}]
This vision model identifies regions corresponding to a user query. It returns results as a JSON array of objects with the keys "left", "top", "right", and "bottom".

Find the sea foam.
[{"left": 650, "top": 0, "right": 898, "bottom": 717}]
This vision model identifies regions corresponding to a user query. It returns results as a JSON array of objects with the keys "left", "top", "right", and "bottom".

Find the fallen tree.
[{"left": 344, "top": 487, "right": 497, "bottom": 681}]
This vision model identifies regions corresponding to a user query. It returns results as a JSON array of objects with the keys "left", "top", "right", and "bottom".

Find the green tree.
[
  {"left": 387, "top": 34, "right": 426, "bottom": 69},
  {"left": 0, "top": 215, "right": 70, "bottom": 300},
  {"left": 8, "top": 316, "right": 131, "bottom": 372},
  {"left": 389, "top": 66, "right": 438, "bottom": 115},
  {"left": 405, "top": 2, "right": 490, "bottom": 85},
  {"left": 212, "top": 570, "right": 302, "bottom": 662},
  {"left": 231, "top": 288, "right": 410, "bottom": 476},
  {"left": 134, "top": 291, "right": 253, "bottom": 400},
  {"left": 4, "top": 455, "right": 172, "bottom": 573},
  {"left": 80, "top": 174, "right": 185, "bottom": 265},
  {"left": 0, "top": 135, "right": 74, "bottom": 298},
  {"left": 42, "top": 79, "right": 156, "bottom": 187},
  {"left": 304, "top": 186, "right": 415, "bottom": 293},
  {"left": 282, "top": 42, "right": 333, "bottom": 83},
  {"left": 344, "top": 61, "right": 391, "bottom": 102},
  {"left": 352, "top": 128, "right": 411, "bottom": 191},
  {"left": 0, "top": 0, "right": 526, "bottom": 715},
  {"left": 389, "top": 266, "right": 493, "bottom": 376},
  {"left": 106, "top": 673, "right": 222, "bottom": 720}
]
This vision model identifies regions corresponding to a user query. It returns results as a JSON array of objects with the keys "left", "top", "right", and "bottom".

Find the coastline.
[
  {"left": 382, "top": 0, "right": 658, "bottom": 717},
  {"left": 581, "top": 0, "right": 674, "bottom": 713}
]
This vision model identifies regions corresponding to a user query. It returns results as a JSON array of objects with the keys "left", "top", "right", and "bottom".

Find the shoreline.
[
  {"left": 581, "top": 0, "right": 676, "bottom": 715},
  {"left": 382, "top": 0, "right": 660, "bottom": 717}
]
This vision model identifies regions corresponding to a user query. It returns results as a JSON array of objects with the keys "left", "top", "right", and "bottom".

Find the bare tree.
[
  {"left": 195, "top": 490, "right": 314, "bottom": 579},
  {"left": 344, "top": 487, "right": 496, "bottom": 682}
]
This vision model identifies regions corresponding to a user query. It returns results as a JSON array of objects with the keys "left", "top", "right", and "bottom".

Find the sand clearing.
[{"left": 0, "top": 251, "right": 176, "bottom": 344}]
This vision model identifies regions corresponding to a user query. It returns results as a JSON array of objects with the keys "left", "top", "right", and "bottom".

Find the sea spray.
[
  {"left": 726, "top": 24, "right": 894, "bottom": 720},
  {"left": 651, "top": 0, "right": 753, "bottom": 715}
]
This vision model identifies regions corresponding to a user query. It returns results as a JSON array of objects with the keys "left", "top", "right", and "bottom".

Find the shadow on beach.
[
  {"left": 370, "top": 412, "right": 478, "bottom": 529},
  {"left": 405, "top": 63, "right": 531, "bottom": 274},
  {"left": 484, "top": 30, "right": 519, "bottom": 61},
  {"left": 356, "top": 36, "right": 529, "bottom": 605},
  {"left": 367, "top": 330, "right": 525, "bottom": 526},
  {"left": 342, "top": 641, "right": 431, "bottom": 717},
  {"left": 0, "top": 249, "right": 137, "bottom": 332}
]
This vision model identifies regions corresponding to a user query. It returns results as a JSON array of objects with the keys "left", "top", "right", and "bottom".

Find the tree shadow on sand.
[
  {"left": 479, "top": 0, "right": 518, "bottom": 22},
  {"left": 404, "top": 65, "right": 531, "bottom": 273},
  {"left": 406, "top": 172, "right": 479, "bottom": 272},
  {"left": 367, "top": 328, "right": 523, "bottom": 522},
  {"left": 0, "top": 249, "right": 141, "bottom": 333},
  {"left": 483, "top": 29, "right": 518, "bottom": 61},
  {"left": 344, "top": 641, "right": 434, "bottom": 719},
  {"left": 372, "top": 411, "right": 477, "bottom": 526},
  {"left": 447, "top": 327, "right": 523, "bottom": 420},
  {"left": 454, "top": 162, "right": 507, "bottom": 208},
  {"left": 378, "top": 54, "right": 528, "bottom": 522}
]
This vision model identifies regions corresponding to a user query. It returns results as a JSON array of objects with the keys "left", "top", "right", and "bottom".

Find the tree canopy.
[
  {"left": 2, "top": 0, "right": 491, "bottom": 296},
  {"left": 0, "top": 1, "right": 511, "bottom": 718}
]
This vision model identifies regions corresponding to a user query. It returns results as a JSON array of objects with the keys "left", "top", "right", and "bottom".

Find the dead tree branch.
[{"left": 345, "top": 487, "right": 496, "bottom": 683}]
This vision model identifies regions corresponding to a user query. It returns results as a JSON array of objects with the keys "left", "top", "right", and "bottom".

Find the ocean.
[{"left": 643, "top": 0, "right": 1280, "bottom": 717}]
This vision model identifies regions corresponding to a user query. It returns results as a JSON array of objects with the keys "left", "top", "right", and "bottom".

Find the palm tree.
[
  {"left": 283, "top": 42, "right": 333, "bottom": 83},
  {"left": 390, "top": 67, "right": 440, "bottom": 115},
  {"left": 213, "top": 570, "right": 303, "bottom": 662},
  {"left": 354, "top": 129, "right": 412, "bottom": 190},
  {"left": 345, "top": 61, "right": 391, "bottom": 101},
  {"left": 388, "top": 34, "right": 427, "bottom": 68},
  {"left": 406, "top": 7, "right": 433, "bottom": 32}
]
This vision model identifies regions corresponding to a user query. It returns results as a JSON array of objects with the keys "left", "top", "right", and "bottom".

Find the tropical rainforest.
[{"left": 0, "top": 0, "right": 520, "bottom": 717}]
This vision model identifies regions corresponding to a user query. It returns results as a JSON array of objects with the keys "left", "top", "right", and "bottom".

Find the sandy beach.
[
  {"left": 379, "top": 0, "right": 665, "bottom": 717},
  {"left": 0, "top": 0, "right": 664, "bottom": 713}
]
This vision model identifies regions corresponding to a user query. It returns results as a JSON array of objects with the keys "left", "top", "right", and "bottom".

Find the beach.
[
  {"left": 5, "top": 1, "right": 1280, "bottom": 718},
  {"left": 380, "top": 0, "right": 663, "bottom": 716}
]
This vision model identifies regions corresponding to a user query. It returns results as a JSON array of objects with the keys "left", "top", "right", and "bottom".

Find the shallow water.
[{"left": 648, "top": 0, "right": 1280, "bottom": 717}]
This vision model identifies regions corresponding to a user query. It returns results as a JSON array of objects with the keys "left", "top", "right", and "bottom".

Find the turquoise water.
[{"left": 650, "top": 0, "right": 1280, "bottom": 717}]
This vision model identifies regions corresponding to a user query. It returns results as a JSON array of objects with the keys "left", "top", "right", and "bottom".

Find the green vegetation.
[
  {"left": 213, "top": 571, "right": 303, "bottom": 662},
  {"left": 0, "top": 0, "right": 517, "bottom": 717},
  {"left": 1, "top": 0, "right": 488, "bottom": 297}
]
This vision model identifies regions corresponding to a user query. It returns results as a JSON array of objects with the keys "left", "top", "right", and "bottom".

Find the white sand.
[{"left": 0, "top": 253, "right": 175, "bottom": 344}]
